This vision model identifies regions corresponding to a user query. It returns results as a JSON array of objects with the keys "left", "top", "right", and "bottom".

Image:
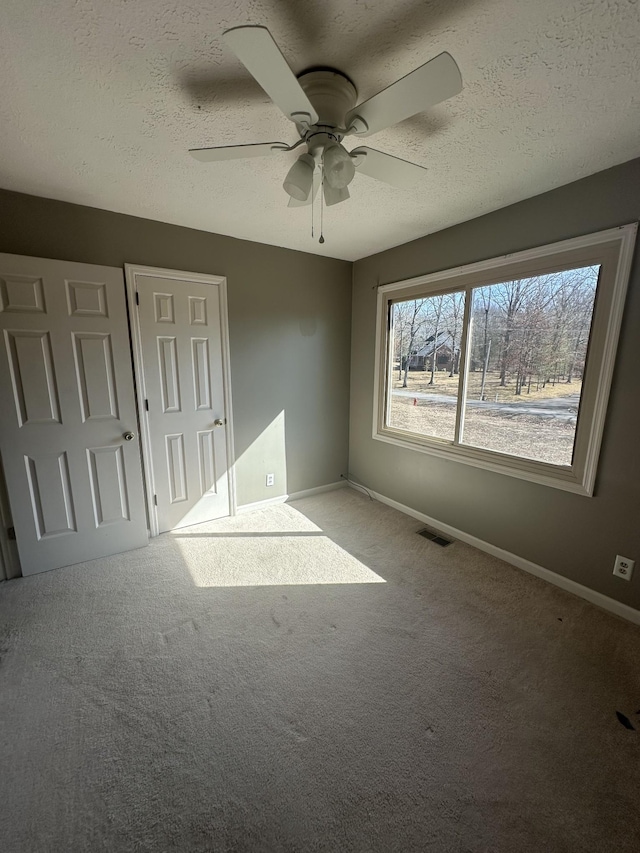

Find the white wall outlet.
[
  {"left": 613, "top": 555, "right": 635, "bottom": 581},
  {"left": 266, "top": 473, "right": 275, "bottom": 487}
]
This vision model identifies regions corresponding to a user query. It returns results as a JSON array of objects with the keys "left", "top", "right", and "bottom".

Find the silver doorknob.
[
  {"left": 213, "top": 418, "right": 226, "bottom": 427},
  {"left": 123, "top": 431, "right": 135, "bottom": 441}
]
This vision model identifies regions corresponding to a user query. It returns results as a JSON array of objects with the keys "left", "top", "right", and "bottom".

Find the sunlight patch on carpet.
[{"left": 175, "top": 533, "right": 386, "bottom": 587}]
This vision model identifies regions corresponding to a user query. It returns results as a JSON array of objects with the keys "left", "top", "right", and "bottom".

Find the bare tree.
[
  {"left": 511, "top": 277, "right": 554, "bottom": 395},
  {"left": 565, "top": 273, "right": 597, "bottom": 382},
  {"left": 493, "top": 279, "right": 528, "bottom": 387},
  {"left": 475, "top": 287, "right": 493, "bottom": 399},
  {"left": 426, "top": 295, "right": 445, "bottom": 386},
  {"left": 392, "top": 299, "right": 428, "bottom": 388},
  {"left": 446, "top": 291, "right": 465, "bottom": 377},
  {"left": 539, "top": 271, "right": 574, "bottom": 386}
]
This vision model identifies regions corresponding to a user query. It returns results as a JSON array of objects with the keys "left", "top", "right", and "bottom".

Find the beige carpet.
[{"left": 1, "top": 487, "right": 639, "bottom": 852}]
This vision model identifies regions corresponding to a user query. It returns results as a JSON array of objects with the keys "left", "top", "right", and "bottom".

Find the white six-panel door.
[
  {"left": 128, "top": 268, "right": 232, "bottom": 533},
  {"left": 0, "top": 254, "right": 148, "bottom": 575}
]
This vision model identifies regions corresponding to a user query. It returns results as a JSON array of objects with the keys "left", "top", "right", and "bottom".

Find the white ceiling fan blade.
[
  {"left": 350, "top": 147, "right": 428, "bottom": 190},
  {"left": 189, "top": 142, "right": 290, "bottom": 162},
  {"left": 287, "top": 171, "right": 320, "bottom": 207},
  {"left": 223, "top": 26, "right": 319, "bottom": 125},
  {"left": 346, "top": 52, "right": 462, "bottom": 137}
]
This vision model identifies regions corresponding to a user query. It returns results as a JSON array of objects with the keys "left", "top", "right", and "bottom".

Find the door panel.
[
  {"left": 25, "top": 451, "right": 76, "bottom": 538},
  {"left": 6, "top": 329, "right": 61, "bottom": 424},
  {"left": 135, "top": 273, "right": 230, "bottom": 532},
  {"left": 72, "top": 332, "right": 119, "bottom": 421},
  {"left": 87, "top": 444, "right": 132, "bottom": 526},
  {"left": 0, "top": 254, "right": 148, "bottom": 575}
]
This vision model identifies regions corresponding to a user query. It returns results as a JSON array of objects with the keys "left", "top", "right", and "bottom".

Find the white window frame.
[{"left": 373, "top": 224, "right": 637, "bottom": 496}]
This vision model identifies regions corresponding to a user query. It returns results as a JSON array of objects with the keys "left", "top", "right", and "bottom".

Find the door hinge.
[
  {"left": 145, "top": 399, "right": 149, "bottom": 411},
  {"left": 7, "top": 526, "right": 16, "bottom": 541},
  {"left": 154, "top": 495, "right": 158, "bottom": 506},
  {"left": 135, "top": 291, "right": 139, "bottom": 306}
]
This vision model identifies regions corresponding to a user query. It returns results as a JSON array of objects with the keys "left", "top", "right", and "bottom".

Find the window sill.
[{"left": 373, "top": 426, "right": 592, "bottom": 495}]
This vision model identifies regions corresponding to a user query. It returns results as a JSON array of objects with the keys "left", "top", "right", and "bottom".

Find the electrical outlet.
[
  {"left": 266, "top": 473, "right": 275, "bottom": 487},
  {"left": 613, "top": 555, "right": 635, "bottom": 581}
]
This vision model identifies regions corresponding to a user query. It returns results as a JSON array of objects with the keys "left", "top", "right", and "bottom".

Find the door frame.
[
  {"left": 124, "top": 264, "right": 237, "bottom": 536},
  {"left": 0, "top": 457, "right": 21, "bottom": 580}
]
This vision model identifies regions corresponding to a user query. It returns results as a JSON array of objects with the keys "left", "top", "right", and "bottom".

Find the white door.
[
  {"left": 130, "top": 269, "right": 231, "bottom": 533},
  {"left": 0, "top": 254, "right": 148, "bottom": 575}
]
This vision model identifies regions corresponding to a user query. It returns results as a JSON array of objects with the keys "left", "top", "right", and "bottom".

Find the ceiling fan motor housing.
[{"left": 297, "top": 70, "right": 358, "bottom": 135}]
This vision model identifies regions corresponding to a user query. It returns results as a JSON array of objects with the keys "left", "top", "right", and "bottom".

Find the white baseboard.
[
  {"left": 350, "top": 484, "right": 640, "bottom": 626},
  {"left": 288, "top": 480, "right": 347, "bottom": 501},
  {"left": 236, "top": 481, "right": 346, "bottom": 515},
  {"left": 236, "top": 494, "right": 289, "bottom": 514}
]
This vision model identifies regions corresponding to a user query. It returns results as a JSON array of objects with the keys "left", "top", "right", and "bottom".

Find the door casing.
[
  {"left": 0, "top": 458, "right": 20, "bottom": 580},
  {"left": 124, "top": 264, "right": 236, "bottom": 536}
]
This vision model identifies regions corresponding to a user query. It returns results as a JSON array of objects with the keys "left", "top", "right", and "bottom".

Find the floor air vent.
[{"left": 417, "top": 528, "right": 452, "bottom": 547}]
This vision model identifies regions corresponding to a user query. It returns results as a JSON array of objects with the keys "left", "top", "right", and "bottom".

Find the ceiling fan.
[{"left": 189, "top": 25, "right": 462, "bottom": 209}]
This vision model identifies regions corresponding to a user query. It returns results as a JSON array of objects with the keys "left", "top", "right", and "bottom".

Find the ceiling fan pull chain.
[
  {"left": 319, "top": 168, "right": 325, "bottom": 244},
  {"left": 311, "top": 174, "right": 315, "bottom": 238}
]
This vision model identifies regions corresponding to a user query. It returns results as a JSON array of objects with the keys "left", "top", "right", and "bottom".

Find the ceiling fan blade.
[
  {"left": 223, "top": 26, "right": 319, "bottom": 125},
  {"left": 287, "top": 171, "right": 320, "bottom": 207},
  {"left": 189, "top": 142, "right": 290, "bottom": 162},
  {"left": 350, "top": 147, "right": 428, "bottom": 190},
  {"left": 346, "top": 52, "right": 462, "bottom": 137}
]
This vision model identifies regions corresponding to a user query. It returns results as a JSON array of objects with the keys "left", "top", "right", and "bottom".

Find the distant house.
[{"left": 408, "top": 330, "right": 454, "bottom": 371}]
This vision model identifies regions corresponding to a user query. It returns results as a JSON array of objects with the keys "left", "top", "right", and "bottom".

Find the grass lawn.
[{"left": 388, "top": 398, "right": 576, "bottom": 466}]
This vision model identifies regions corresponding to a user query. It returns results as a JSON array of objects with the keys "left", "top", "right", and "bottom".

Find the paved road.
[{"left": 392, "top": 389, "right": 580, "bottom": 421}]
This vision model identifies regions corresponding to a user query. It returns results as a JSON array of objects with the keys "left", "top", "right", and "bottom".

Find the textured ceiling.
[{"left": 1, "top": 0, "right": 639, "bottom": 262}]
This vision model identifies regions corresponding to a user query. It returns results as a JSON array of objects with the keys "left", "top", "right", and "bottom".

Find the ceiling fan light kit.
[
  {"left": 283, "top": 153, "right": 316, "bottom": 201},
  {"left": 324, "top": 183, "right": 350, "bottom": 207},
  {"left": 323, "top": 142, "right": 356, "bottom": 190},
  {"left": 189, "top": 24, "right": 463, "bottom": 240}
]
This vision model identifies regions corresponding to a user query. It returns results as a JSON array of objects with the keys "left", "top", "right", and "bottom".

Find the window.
[{"left": 373, "top": 225, "right": 637, "bottom": 495}]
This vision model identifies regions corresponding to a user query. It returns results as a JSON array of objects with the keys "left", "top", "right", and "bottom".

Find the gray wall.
[
  {"left": 3, "top": 157, "right": 639, "bottom": 610},
  {"left": 0, "top": 189, "right": 352, "bottom": 507},
  {"left": 350, "top": 158, "right": 640, "bottom": 610}
]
